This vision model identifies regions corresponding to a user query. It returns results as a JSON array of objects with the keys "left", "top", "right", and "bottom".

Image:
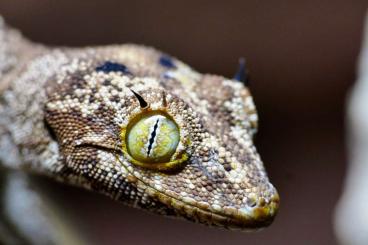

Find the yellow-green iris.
[{"left": 127, "top": 113, "right": 180, "bottom": 163}]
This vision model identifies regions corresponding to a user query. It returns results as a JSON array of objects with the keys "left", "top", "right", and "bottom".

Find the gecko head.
[
  {"left": 114, "top": 77, "right": 279, "bottom": 230},
  {"left": 45, "top": 55, "right": 279, "bottom": 230}
]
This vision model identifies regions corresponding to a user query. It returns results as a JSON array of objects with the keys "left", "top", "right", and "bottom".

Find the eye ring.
[{"left": 120, "top": 110, "right": 189, "bottom": 171}]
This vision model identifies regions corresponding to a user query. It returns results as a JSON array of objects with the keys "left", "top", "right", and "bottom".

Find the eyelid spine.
[
  {"left": 162, "top": 91, "right": 168, "bottom": 107},
  {"left": 130, "top": 89, "right": 149, "bottom": 109}
]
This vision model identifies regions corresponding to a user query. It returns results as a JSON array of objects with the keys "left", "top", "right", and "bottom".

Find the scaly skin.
[{"left": 0, "top": 16, "right": 279, "bottom": 229}]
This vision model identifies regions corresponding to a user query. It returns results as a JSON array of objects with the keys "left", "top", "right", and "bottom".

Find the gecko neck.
[{"left": 0, "top": 16, "right": 46, "bottom": 94}]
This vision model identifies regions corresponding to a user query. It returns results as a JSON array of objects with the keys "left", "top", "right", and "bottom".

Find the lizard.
[{"left": 0, "top": 15, "right": 279, "bottom": 238}]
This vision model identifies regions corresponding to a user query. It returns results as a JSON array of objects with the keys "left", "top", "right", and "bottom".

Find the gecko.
[{"left": 0, "top": 15, "right": 279, "bottom": 242}]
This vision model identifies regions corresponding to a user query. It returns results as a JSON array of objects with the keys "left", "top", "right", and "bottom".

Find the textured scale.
[{"left": 0, "top": 17, "right": 279, "bottom": 229}]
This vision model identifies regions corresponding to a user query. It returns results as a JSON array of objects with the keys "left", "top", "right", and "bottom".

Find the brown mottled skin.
[{"left": 0, "top": 16, "right": 279, "bottom": 230}]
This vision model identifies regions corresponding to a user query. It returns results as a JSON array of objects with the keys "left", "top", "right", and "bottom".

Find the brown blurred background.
[{"left": 1, "top": 1, "right": 368, "bottom": 244}]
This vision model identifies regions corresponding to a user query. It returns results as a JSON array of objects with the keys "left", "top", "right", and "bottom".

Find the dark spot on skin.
[
  {"left": 89, "top": 97, "right": 96, "bottom": 103},
  {"left": 159, "top": 55, "right": 176, "bottom": 69},
  {"left": 224, "top": 164, "right": 232, "bottom": 172},
  {"left": 75, "top": 83, "right": 84, "bottom": 89},
  {"left": 96, "top": 61, "right": 131, "bottom": 74},
  {"left": 71, "top": 110, "right": 82, "bottom": 118},
  {"left": 111, "top": 95, "right": 120, "bottom": 103},
  {"left": 103, "top": 80, "right": 111, "bottom": 86}
]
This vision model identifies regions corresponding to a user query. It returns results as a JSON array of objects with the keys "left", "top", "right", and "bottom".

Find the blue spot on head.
[
  {"left": 159, "top": 55, "right": 176, "bottom": 69},
  {"left": 95, "top": 61, "right": 130, "bottom": 74}
]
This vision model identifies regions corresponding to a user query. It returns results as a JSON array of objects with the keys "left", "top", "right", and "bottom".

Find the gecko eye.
[
  {"left": 127, "top": 113, "right": 179, "bottom": 162},
  {"left": 121, "top": 111, "right": 187, "bottom": 171}
]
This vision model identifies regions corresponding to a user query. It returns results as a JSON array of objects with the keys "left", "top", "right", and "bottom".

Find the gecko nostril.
[{"left": 247, "top": 195, "right": 258, "bottom": 207}]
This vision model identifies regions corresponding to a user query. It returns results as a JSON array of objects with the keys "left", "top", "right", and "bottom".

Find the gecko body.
[{"left": 0, "top": 16, "right": 279, "bottom": 230}]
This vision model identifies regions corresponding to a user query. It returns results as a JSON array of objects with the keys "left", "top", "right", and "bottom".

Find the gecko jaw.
[
  {"left": 145, "top": 183, "right": 280, "bottom": 229},
  {"left": 114, "top": 147, "right": 279, "bottom": 229}
]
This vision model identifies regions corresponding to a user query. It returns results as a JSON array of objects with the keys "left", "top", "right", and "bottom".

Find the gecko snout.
[{"left": 237, "top": 191, "right": 280, "bottom": 229}]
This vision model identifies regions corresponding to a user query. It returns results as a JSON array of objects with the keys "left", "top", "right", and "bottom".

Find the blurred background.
[{"left": 1, "top": 1, "right": 367, "bottom": 244}]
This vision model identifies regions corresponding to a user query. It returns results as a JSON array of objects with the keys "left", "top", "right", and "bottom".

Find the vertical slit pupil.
[{"left": 147, "top": 119, "right": 160, "bottom": 156}]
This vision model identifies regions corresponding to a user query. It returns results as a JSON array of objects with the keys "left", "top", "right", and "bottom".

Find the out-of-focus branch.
[{"left": 334, "top": 12, "right": 368, "bottom": 245}]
